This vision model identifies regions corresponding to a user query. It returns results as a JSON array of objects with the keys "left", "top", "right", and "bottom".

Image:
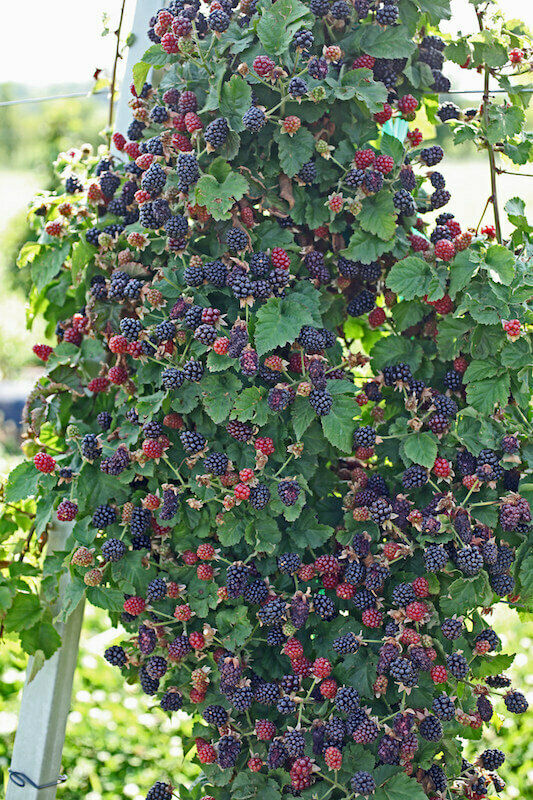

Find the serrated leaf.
[
  {"left": 417, "top": 0, "right": 451, "bottom": 21},
  {"left": 195, "top": 171, "right": 249, "bottom": 221},
  {"left": 441, "top": 574, "right": 492, "bottom": 616},
  {"left": 231, "top": 386, "right": 268, "bottom": 425},
  {"left": 291, "top": 396, "right": 316, "bottom": 440},
  {"left": 321, "top": 395, "right": 357, "bottom": 453},
  {"left": 275, "top": 127, "right": 315, "bottom": 177},
  {"left": 344, "top": 228, "right": 395, "bottom": 263},
  {"left": 485, "top": 103, "right": 524, "bottom": 145},
  {"left": 500, "top": 337, "right": 532, "bottom": 369},
  {"left": 391, "top": 300, "right": 426, "bottom": 331},
  {"left": 3, "top": 593, "right": 42, "bottom": 632},
  {"left": 386, "top": 256, "right": 432, "bottom": 299},
  {"left": 360, "top": 25, "right": 417, "bottom": 58},
  {"left": 375, "top": 772, "right": 428, "bottom": 800},
  {"left": 334, "top": 68, "right": 388, "bottom": 113},
  {"left": 465, "top": 374, "right": 510, "bottom": 413},
  {"left": 219, "top": 75, "right": 252, "bottom": 132},
  {"left": 371, "top": 335, "right": 423, "bottom": 373},
  {"left": 254, "top": 296, "right": 315, "bottom": 356},
  {"left": 403, "top": 432, "right": 438, "bottom": 469},
  {"left": 288, "top": 508, "right": 334, "bottom": 549},
  {"left": 5, "top": 461, "right": 40, "bottom": 502},
  {"left": 463, "top": 358, "right": 502, "bottom": 383},
  {"left": 380, "top": 132, "right": 406, "bottom": 163},
  {"left": 256, "top": 0, "right": 312, "bottom": 55},
  {"left": 201, "top": 373, "right": 242, "bottom": 423},
  {"left": 358, "top": 191, "right": 397, "bottom": 241},
  {"left": 31, "top": 242, "right": 70, "bottom": 291},
  {"left": 436, "top": 317, "right": 471, "bottom": 360},
  {"left": 449, "top": 250, "right": 479, "bottom": 297},
  {"left": 19, "top": 622, "right": 62, "bottom": 659},
  {"left": 471, "top": 653, "right": 515, "bottom": 678},
  {"left": 140, "top": 44, "right": 168, "bottom": 66},
  {"left": 482, "top": 244, "right": 515, "bottom": 285}
]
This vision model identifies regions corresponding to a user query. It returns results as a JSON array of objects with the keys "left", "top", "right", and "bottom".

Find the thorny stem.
[
  {"left": 108, "top": 0, "right": 127, "bottom": 135},
  {"left": 477, "top": 8, "right": 503, "bottom": 243}
]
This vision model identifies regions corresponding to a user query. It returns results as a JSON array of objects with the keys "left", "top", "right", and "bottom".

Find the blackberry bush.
[{"left": 3, "top": 2, "right": 533, "bottom": 800}]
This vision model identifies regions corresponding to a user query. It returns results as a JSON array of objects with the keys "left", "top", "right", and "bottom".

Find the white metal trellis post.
[
  {"left": 6, "top": 522, "right": 83, "bottom": 800},
  {"left": 7, "top": 3, "right": 162, "bottom": 797}
]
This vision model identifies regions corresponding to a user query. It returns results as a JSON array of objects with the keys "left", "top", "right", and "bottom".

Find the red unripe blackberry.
[
  {"left": 406, "top": 601, "right": 427, "bottom": 621},
  {"left": 196, "top": 738, "right": 217, "bottom": 763},
  {"left": 197, "top": 543, "right": 215, "bottom": 560},
  {"left": 431, "top": 665, "right": 448, "bottom": 684},
  {"left": 398, "top": 94, "right": 419, "bottom": 114},
  {"left": 374, "top": 155, "right": 394, "bottom": 174},
  {"left": 503, "top": 318, "right": 521, "bottom": 337},
  {"left": 234, "top": 482, "right": 250, "bottom": 500},
  {"left": 142, "top": 438, "right": 164, "bottom": 459},
  {"left": 239, "top": 468, "right": 254, "bottom": 483},
  {"left": 362, "top": 608, "right": 383, "bottom": 627},
  {"left": 34, "top": 452, "right": 56, "bottom": 473},
  {"left": 189, "top": 631, "right": 205, "bottom": 649},
  {"left": 124, "top": 141, "right": 141, "bottom": 159},
  {"left": 248, "top": 757, "right": 263, "bottom": 772},
  {"left": 320, "top": 678, "right": 337, "bottom": 699},
  {"left": 400, "top": 628, "right": 421, "bottom": 645},
  {"left": 108, "top": 365, "right": 128, "bottom": 385},
  {"left": 325, "top": 747, "right": 342, "bottom": 770},
  {"left": 253, "top": 55, "right": 276, "bottom": 76},
  {"left": 174, "top": 604, "right": 192, "bottom": 621},
  {"left": 298, "top": 563, "right": 316, "bottom": 581},
  {"left": 213, "top": 336, "right": 229, "bottom": 354},
  {"left": 197, "top": 563, "right": 214, "bottom": 580},
  {"left": 256, "top": 719, "right": 276, "bottom": 740},
  {"left": 434, "top": 239, "right": 455, "bottom": 261},
  {"left": 354, "top": 148, "right": 375, "bottom": 169},
  {"left": 32, "top": 343, "right": 53, "bottom": 362},
  {"left": 407, "top": 128, "right": 423, "bottom": 146},
  {"left": 368, "top": 306, "right": 386, "bottom": 328},
  {"left": 336, "top": 582, "right": 355, "bottom": 599},
  {"left": 373, "top": 103, "right": 393, "bottom": 123},
  {"left": 433, "top": 457, "right": 451, "bottom": 478},
  {"left": 271, "top": 247, "right": 290, "bottom": 269},
  {"left": 57, "top": 499, "right": 78, "bottom": 521},
  {"left": 108, "top": 335, "right": 129, "bottom": 354},
  {"left": 312, "top": 657, "right": 332, "bottom": 678},
  {"left": 509, "top": 48, "right": 524, "bottom": 63},
  {"left": 163, "top": 412, "right": 183, "bottom": 429},
  {"left": 352, "top": 54, "right": 375, "bottom": 69},
  {"left": 183, "top": 549, "right": 198, "bottom": 565},
  {"left": 255, "top": 436, "right": 275, "bottom": 455},
  {"left": 63, "top": 327, "right": 82, "bottom": 345},
  {"left": 412, "top": 576, "right": 429, "bottom": 597},
  {"left": 190, "top": 688, "right": 206, "bottom": 704},
  {"left": 283, "top": 637, "right": 304, "bottom": 659},
  {"left": 123, "top": 596, "right": 146, "bottom": 616}
]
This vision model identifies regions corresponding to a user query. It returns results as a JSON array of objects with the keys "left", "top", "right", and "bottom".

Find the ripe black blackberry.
[
  {"left": 333, "top": 632, "right": 360, "bottom": 654},
  {"left": 182, "top": 359, "right": 204, "bottom": 382},
  {"left": 309, "top": 389, "right": 333, "bottom": 416},
  {"left": 161, "top": 367, "right": 185, "bottom": 390},
  {"left": 353, "top": 425, "right": 376, "bottom": 448},
  {"left": 427, "top": 764, "right": 447, "bottom": 792},
  {"left": 364, "top": 170, "right": 384, "bottom": 193},
  {"left": 278, "top": 480, "right": 300, "bottom": 506},
  {"left": 376, "top": 2, "right": 399, "bottom": 25},
  {"left": 208, "top": 8, "right": 230, "bottom": 30},
  {"left": 144, "top": 136, "right": 164, "bottom": 155},
  {"left": 201, "top": 259, "right": 227, "bottom": 287},
  {"left": 455, "top": 546, "right": 483, "bottom": 576},
  {"left": 504, "top": 691, "right": 528, "bottom": 714},
  {"left": 154, "top": 321, "right": 176, "bottom": 343},
  {"left": 345, "top": 167, "right": 365, "bottom": 189},
  {"left": 490, "top": 572, "right": 515, "bottom": 596},
  {"left": 146, "top": 781, "right": 173, "bottom": 800},
  {"left": 433, "top": 393, "right": 458, "bottom": 417},
  {"left": 176, "top": 153, "right": 200, "bottom": 187},
  {"left": 161, "top": 691, "right": 183, "bottom": 712},
  {"left": 139, "top": 666, "right": 160, "bottom": 695},
  {"left": 456, "top": 449, "right": 477, "bottom": 476},
  {"left": 258, "top": 597, "right": 286, "bottom": 625},
  {"left": 99, "top": 171, "right": 121, "bottom": 199},
  {"left": 202, "top": 704, "right": 229, "bottom": 726},
  {"left": 242, "top": 106, "right": 266, "bottom": 131},
  {"left": 138, "top": 624, "right": 157, "bottom": 655},
  {"left": 480, "top": 749, "right": 505, "bottom": 770},
  {"left": 97, "top": 411, "right": 112, "bottom": 430},
  {"left": 284, "top": 729, "right": 305, "bottom": 757},
  {"left": 146, "top": 578, "right": 167, "bottom": 602},
  {"left": 298, "top": 325, "right": 325, "bottom": 354},
  {"left": 203, "top": 116, "right": 230, "bottom": 148},
  {"left": 266, "top": 624, "right": 286, "bottom": 646},
  {"left": 233, "top": 686, "right": 254, "bottom": 710},
  {"left": 267, "top": 387, "right": 291, "bottom": 412},
  {"left": 432, "top": 70, "right": 451, "bottom": 93},
  {"left": 226, "top": 419, "right": 252, "bottom": 441},
  {"left": 399, "top": 166, "right": 416, "bottom": 190},
  {"left": 389, "top": 657, "right": 418, "bottom": 687},
  {"left": 402, "top": 464, "right": 428, "bottom": 489},
  {"left": 123, "top": 278, "right": 142, "bottom": 299},
  {"left": 432, "top": 694, "right": 455, "bottom": 720},
  {"left": 474, "top": 628, "right": 500, "bottom": 651},
  {"left": 277, "top": 553, "right": 301, "bottom": 574},
  {"left": 324, "top": 716, "right": 346, "bottom": 745},
  {"left": 146, "top": 655, "right": 168, "bottom": 679},
  {"left": 90, "top": 275, "right": 107, "bottom": 299},
  {"left": 227, "top": 268, "right": 252, "bottom": 298},
  {"left": 150, "top": 105, "right": 169, "bottom": 124},
  {"left": 164, "top": 214, "right": 188, "bottom": 240},
  {"left": 267, "top": 740, "right": 287, "bottom": 769},
  {"left": 330, "top": 0, "right": 351, "bottom": 16},
  {"left": 298, "top": 160, "right": 317, "bottom": 184},
  {"left": 347, "top": 290, "right": 375, "bottom": 317},
  {"left": 226, "top": 562, "right": 249, "bottom": 597},
  {"left": 244, "top": 579, "right": 269, "bottom": 604},
  {"left": 420, "top": 145, "right": 444, "bottom": 166},
  {"left": 477, "top": 696, "right": 493, "bottom": 723},
  {"left": 351, "top": 771, "right": 376, "bottom": 795},
  {"left": 102, "top": 538, "right": 126, "bottom": 562},
  {"left": 277, "top": 696, "right": 296, "bottom": 715},
  {"left": 81, "top": 433, "right": 101, "bottom": 460},
  {"left": 180, "top": 429, "right": 206, "bottom": 453},
  {"left": 119, "top": 317, "right": 142, "bottom": 341},
  {"left": 183, "top": 305, "right": 203, "bottom": 329},
  {"left": 391, "top": 582, "right": 416, "bottom": 607},
  {"left": 393, "top": 189, "right": 416, "bottom": 215},
  {"left": 487, "top": 674, "right": 512, "bottom": 689},
  {"left": 428, "top": 412, "right": 449, "bottom": 434},
  {"left": 313, "top": 593, "right": 338, "bottom": 621},
  {"left": 441, "top": 617, "right": 462, "bottom": 639},
  {"left": 446, "top": 652, "right": 469, "bottom": 680},
  {"left": 65, "top": 175, "right": 83, "bottom": 193},
  {"left": 225, "top": 226, "right": 248, "bottom": 252},
  {"left": 249, "top": 483, "right": 271, "bottom": 510},
  {"left": 419, "top": 715, "right": 442, "bottom": 741},
  {"left": 369, "top": 498, "right": 392, "bottom": 524},
  {"left": 382, "top": 362, "right": 412, "bottom": 385},
  {"left": 335, "top": 686, "right": 360, "bottom": 713},
  {"left": 104, "top": 645, "right": 127, "bottom": 666},
  {"left": 203, "top": 452, "right": 229, "bottom": 475},
  {"left": 194, "top": 324, "right": 217, "bottom": 345},
  {"left": 127, "top": 119, "right": 145, "bottom": 140},
  {"left": 292, "top": 28, "right": 314, "bottom": 49},
  {"left": 444, "top": 369, "right": 463, "bottom": 391},
  {"left": 141, "top": 163, "right": 167, "bottom": 196},
  {"left": 289, "top": 77, "right": 308, "bottom": 97}
]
